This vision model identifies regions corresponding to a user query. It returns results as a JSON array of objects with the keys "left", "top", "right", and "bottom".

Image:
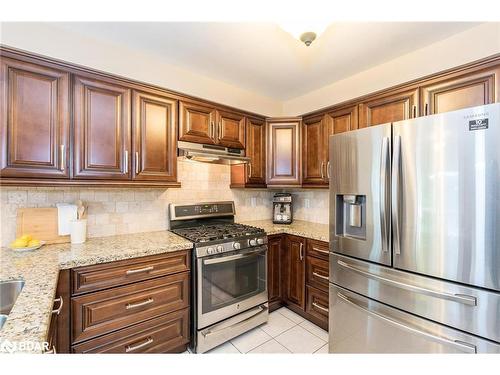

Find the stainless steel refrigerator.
[{"left": 328, "top": 103, "right": 500, "bottom": 354}]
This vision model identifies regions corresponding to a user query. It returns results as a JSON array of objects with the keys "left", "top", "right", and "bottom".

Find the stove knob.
[
  {"left": 216, "top": 245, "right": 224, "bottom": 253},
  {"left": 233, "top": 242, "right": 241, "bottom": 250},
  {"left": 249, "top": 239, "right": 257, "bottom": 246},
  {"left": 257, "top": 238, "right": 264, "bottom": 245},
  {"left": 207, "top": 247, "right": 214, "bottom": 254}
]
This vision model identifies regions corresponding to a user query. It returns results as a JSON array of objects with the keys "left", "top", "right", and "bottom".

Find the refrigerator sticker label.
[{"left": 469, "top": 118, "right": 488, "bottom": 131}]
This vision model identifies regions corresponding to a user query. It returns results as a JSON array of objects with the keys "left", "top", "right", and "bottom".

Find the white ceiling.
[{"left": 52, "top": 22, "right": 480, "bottom": 100}]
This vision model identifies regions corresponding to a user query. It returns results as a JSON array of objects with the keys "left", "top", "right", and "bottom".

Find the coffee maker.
[{"left": 272, "top": 193, "right": 293, "bottom": 224}]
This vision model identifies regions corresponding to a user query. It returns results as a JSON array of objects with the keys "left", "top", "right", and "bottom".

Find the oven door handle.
[{"left": 203, "top": 247, "right": 267, "bottom": 265}]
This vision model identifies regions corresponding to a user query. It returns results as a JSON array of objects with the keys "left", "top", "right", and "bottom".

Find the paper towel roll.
[{"left": 56, "top": 203, "right": 77, "bottom": 235}]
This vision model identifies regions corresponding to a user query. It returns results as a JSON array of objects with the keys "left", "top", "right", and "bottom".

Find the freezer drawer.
[
  {"left": 331, "top": 253, "right": 500, "bottom": 343},
  {"left": 329, "top": 284, "right": 500, "bottom": 353}
]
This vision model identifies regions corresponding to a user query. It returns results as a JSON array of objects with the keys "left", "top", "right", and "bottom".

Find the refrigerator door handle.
[
  {"left": 392, "top": 135, "right": 402, "bottom": 255},
  {"left": 380, "top": 136, "right": 390, "bottom": 253},
  {"left": 336, "top": 292, "right": 477, "bottom": 354},
  {"left": 337, "top": 259, "right": 477, "bottom": 306}
]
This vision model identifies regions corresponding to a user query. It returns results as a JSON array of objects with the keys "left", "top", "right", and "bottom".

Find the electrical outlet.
[
  {"left": 305, "top": 198, "right": 311, "bottom": 208},
  {"left": 250, "top": 197, "right": 257, "bottom": 207}
]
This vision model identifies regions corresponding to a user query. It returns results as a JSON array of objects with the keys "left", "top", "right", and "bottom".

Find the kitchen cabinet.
[
  {"left": 266, "top": 118, "right": 301, "bottom": 186},
  {"left": 132, "top": 90, "right": 177, "bottom": 182},
  {"left": 0, "top": 57, "right": 70, "bottom": 178},
  {"left": 215, "top": 109, "right": 246, "bottom": 149},
  {"left": 267, "top": 234, "right": 329, "bottom": 329},
  {"left": 358, "top": 88, "right": 419, "bottom": 128},
  {"left": 179, "top": 100, "right": 217, "bottom": 145},
  {"left": 48, "top": 250, "right": 191, "bottom": 353},
  {"left": 73, "top": 74, "right": 131, "bottom": 179},
  {"left": 421, "top": 67, "right": 500, "bottom": 115},
  {"left": 302, "top": 106, "right": 358, "bottom": 187},
  {"left": 230, "top": 116, "right": 266, "bottom": 188},
  {"left": 267, "top": 235, "right": 282, "bottom": 311},
  {"left": 302, "top": 115, "right": 326, "bottom": 186},
  {"left": 282, "top": 235, "right": 306, "bottom": 309}
]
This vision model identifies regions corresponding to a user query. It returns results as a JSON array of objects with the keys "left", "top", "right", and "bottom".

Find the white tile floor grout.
[{"left": 198, "top": 307, "right": 329, "bottom": 354}]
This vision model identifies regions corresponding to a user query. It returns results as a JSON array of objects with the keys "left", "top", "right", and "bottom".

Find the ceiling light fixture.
[{"left": 278, "top": 20, "right": 331, "bottom": 46}]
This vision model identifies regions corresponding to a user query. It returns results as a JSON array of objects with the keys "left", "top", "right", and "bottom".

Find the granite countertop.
[
  {"left": 239, "top": 219, "right": 329, "bottom": 243},
  {"left": 0, "top": 231, "right": 192, "bottom": 353}
]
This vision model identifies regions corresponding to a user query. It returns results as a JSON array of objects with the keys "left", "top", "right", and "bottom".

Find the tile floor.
[{"left": 198, "top": 307, "right": 329, "bottom": 354}]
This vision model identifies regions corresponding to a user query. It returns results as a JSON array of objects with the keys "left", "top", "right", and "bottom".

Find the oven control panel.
[{"left": 197, "top": 235, "right": 268, "bottom": 258}]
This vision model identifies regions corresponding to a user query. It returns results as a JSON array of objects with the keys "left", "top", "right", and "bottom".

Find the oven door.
[{"left": 197, "top": 245, "right": 268, "bottom": 329}]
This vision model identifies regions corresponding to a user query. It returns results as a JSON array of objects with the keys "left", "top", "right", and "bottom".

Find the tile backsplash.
[{"left": 0, "top": 159, "right": 328, "bottom": 246}]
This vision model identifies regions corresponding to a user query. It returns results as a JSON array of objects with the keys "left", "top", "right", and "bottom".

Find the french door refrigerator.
[{"left": 328, "top": 103, "right": 500, "bottom": 354}]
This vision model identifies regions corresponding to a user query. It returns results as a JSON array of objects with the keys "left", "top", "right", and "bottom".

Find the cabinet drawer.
[
  {"left": 306, "top": 239, "right": 329, "bottom": 261},
  {"left": 306, "top": 285, "right": 329, "bottom": 327},
  {"left": 72, "top": 272, "right": 189, "bottom": 343},
  {"left": 306, "top": 255, "right": 329, "bottom": 292},
  {"left": 72, "top": 308, "right": 189, "bottom": 353},
  {"left": 72, "top": 251, "right": 190, "bottom": 295}
]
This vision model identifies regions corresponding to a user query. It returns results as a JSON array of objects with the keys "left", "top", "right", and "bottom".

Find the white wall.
[
  {"left": 283, "top": 23, "right": 500, "bottom": 115},
  {"left": 0, "top": 23, "right": 283, "bottom": 117}
]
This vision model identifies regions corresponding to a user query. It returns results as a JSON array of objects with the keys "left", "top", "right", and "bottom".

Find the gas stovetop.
[{"left": 171, "top": 223, "right": 264, "bottom": 243}]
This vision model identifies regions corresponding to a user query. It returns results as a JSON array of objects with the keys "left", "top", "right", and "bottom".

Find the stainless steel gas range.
[{"left": 169, "top": 201, "right": 269, "bottom": 353}]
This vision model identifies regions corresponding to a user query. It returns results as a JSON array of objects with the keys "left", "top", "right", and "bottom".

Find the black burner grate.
[{"left": 171, "top": 223, "right": 264, "bottom": 243}]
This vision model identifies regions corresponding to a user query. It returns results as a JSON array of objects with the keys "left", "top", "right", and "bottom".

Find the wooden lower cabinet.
[
  {"left": 267, "top": 235, "right": 282, "bottom": 311},
  {"left": 72, "top": 308, "right": 189, "bottom": 353},
  {"left": 270, "top": 235, "right": 329, "bottom": 329},
  {"left": 48, "top": 250, "right": 190, "bottom": 354},
  {"left": 305, "top": 286, "right": 329, "bottom": 330},
  {"left": 282, "top": 235, "right": 306, "bottom": 309}
]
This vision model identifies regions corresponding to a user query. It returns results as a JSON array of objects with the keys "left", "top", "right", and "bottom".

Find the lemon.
[
  {"left": 20, "top": 234, "right": 32, "bottom": 242},
  {"left": 10, "top": 238, "right": 28, "bottom": 248},
  {"left": 27, "top": 239, "right": 41, "bottom": 247}
]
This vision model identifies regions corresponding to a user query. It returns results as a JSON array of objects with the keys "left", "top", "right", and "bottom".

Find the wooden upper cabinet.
[
  {"left": 231, "top": 116, "right": 266, "bottom": 187},
  {"left": 302, "top": 115, "right": 326, "bottom": 186},
  {"left": 0, "top": 57, "right": 70, "bottom": 178},
  {"left": 132, "top": 91, "right": 177, "bottom": 182},
  {"left": 267, "top": 118, "right": 301, "bottom": 186},
  {"left": 73, "top": 74, "right": 131, "bottom": 179},
  {"left": 215, "top": 110, "right": 245, "bottom": 149},
  {"left": 179, "top": 100, "right": 216, "bottom": 145},
  {"left": 326, "top": 105, "right": 358, "bottom": 135},
  {"left": 358, "top": 88, "right": 419, "bottom": 128},
  {"left": 421, "top": 67, "right": 500, "bottom": 115}
]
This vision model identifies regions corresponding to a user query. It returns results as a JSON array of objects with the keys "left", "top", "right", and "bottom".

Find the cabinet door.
[
  {"left": 0, "top": 57, "right": 69, "bottom": 178},
  {"left": 132, "top": 91, "right": 177, "bottom": 181},
  {"left": 302, "top": 115, "right": 327, "bottom": 186},
  {"left": 282, "top": 235, "right": 306, "bottom": 309},
  {"left": 245, "top": 116, "right": 266, "bottom": 185},
  {"left": 267, "top": 119, "right": 301, "bottom": 186},
  {"left": 73, "top": 74, "right": 131, "bottom": 179},
  {"left": 358, "top": 88, "right": 419, "bottom": 128},
  {"left": 216, "top": 109, "right": 245, "bottom": 149},
  {"left": 179, "top": 100, "right": 216, "bottom": 145},
  {"left": 267, "top": 235, "right": 282, "bottom": 310},
  {"left": 421, "top": 68, "right": 500, "bottom": 115}
]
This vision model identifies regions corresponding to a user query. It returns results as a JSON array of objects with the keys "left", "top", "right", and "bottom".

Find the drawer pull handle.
[
  {"left": 312, "top": 271, "right": 329, "bottom": 281},
  {"left": 126, "top": 266, "right": 154, "bottom": 275},
  {"left": 312, "top": 247, "right": 329, "bottom": 255},
  {"left": 126, "top": 298, "right": 154, "bottom": 310},
  {"left": 52, "top": 296, "right": 63, "bottom": 315},
  {"left": 125, "top": 337, "right": 154, "bottom": 353},
  {"left": 44, "top": 345, "right": 57, "bottom": 354},
  {"left": 312, "top": 302, "right": 329, "bottom": 313}
]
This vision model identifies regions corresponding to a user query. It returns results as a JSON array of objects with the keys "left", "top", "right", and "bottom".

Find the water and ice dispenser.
[{"left": 336, "top": 194, "right": 366, "bottom": 240}]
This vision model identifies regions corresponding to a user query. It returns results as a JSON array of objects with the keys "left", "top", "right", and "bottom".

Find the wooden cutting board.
[{"left": 16, "top": 208, "right": 70, "bottom": 244}]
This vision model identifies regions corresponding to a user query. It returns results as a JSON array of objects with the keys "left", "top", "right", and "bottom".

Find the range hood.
[{"left": 178, "top": 141, "right": 250, "bottom": 165}]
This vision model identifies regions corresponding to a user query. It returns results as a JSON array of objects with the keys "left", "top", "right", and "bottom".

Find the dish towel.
[{"left": 56, "top": 203, "right": 77, "bottom": 235}]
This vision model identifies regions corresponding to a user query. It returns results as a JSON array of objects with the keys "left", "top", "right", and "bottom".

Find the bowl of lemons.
[{"left": 9, "top": 235, "right": 45, "bottom": 252}]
